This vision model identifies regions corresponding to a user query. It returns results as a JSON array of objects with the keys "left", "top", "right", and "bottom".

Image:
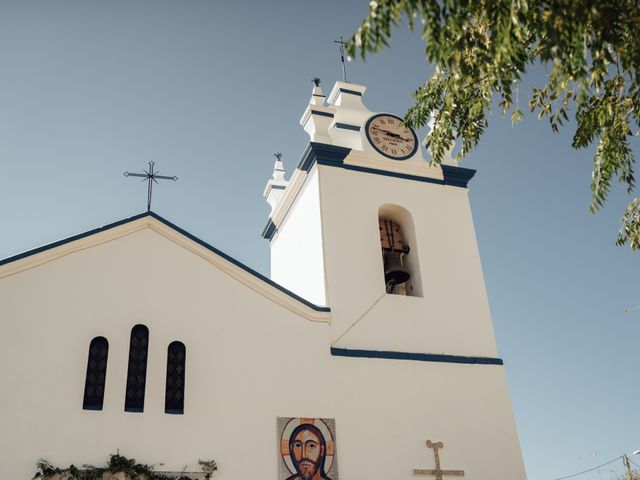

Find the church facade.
[{"left": 0, "top": 81, "right": 527, "bottom": 479}]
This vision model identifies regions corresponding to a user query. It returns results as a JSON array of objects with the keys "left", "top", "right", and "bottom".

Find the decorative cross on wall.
[
  {"left": 412, "top": 440, "right": 465, "bottom": 480},
  {"left": 124, "top": 161, "right": 178, "bottom": 212}
]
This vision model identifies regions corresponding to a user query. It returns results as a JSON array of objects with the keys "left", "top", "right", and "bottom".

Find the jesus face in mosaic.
[{"left": 289, "top": 424, "right": 329, "bottom": 480}]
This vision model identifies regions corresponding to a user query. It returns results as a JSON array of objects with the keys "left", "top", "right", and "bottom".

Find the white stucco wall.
[
  {"left": 270, "top": 168, "right": 327, "bottom": 306},
  {"left": 316, "top": 162, "right": 499, "bottom": 358},
  {"left": 0, "top": 219, "right": 525, "bottom": 479}
]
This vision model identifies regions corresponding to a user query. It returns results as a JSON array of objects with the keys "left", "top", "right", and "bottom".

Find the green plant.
[
  {"left": 33, "top": 453, "right": 216, "bottom": 480},
  {"left": 348, "top": 0, "right": 640, "bottom": 249}
]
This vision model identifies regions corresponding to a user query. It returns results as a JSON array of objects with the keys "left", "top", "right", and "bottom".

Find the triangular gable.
[{"left": 0, "top": 211, "right": 330, "bottom": 322}]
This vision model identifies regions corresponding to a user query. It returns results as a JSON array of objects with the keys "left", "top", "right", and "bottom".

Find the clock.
[{"left": 365, "top": 113, "right": 418, "bottom": 160}]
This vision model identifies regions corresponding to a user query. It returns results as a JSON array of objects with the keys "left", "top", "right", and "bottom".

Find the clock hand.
[
  {"left": 388, "top": 132, "right": 414, "bottom": 142},
  {"left": 372, "top": 126, "right": 413, "bottom": 142},
  {"left": 372, "top": 126, "right": 401, "bottom": 138}
]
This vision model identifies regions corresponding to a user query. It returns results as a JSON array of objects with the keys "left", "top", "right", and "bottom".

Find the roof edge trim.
[
  {"left": 0, "top": 211, "right": 331, "bottom": 315},
  {"left": 147, "top": 212, "right": 330, "bottom": 312},
  {"left": 0, "top": 212, "right": 150, "bottom": 267}
]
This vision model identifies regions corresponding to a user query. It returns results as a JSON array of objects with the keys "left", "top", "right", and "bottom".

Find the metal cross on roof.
[
  {"left": 334, "top": 36, "right": 348, "bottom": 82},
  {"left": 412, "top": 440, "right": 465, "bottom": 480},
  {"left": 124, "top": 161, "right": 178, "bottom": 212}
]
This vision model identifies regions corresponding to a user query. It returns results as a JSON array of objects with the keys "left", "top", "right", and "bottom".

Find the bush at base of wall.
[{"left": 33, "top": 453, "right": 217, "bottom": 480}]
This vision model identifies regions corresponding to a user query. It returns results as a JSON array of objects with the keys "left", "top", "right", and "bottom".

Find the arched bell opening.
[{"left": 378, "top": 204, "right": 422, "bottom": 297}]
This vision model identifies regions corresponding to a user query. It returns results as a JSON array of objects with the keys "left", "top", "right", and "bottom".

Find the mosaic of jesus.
[{"left": 277, "top": 417, "right": 339, "bottom": 480}]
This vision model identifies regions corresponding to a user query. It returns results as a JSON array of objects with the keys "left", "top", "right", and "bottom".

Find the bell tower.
[{"left": 262, "top": 80, "right": 497, "bottom": 360}]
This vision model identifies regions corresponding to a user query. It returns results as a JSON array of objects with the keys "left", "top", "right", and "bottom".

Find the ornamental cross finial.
[
  {"left": 124, "top": 161, "right": 177, "bottom": 212},
  {"left": 333, "top": 36, "right": 348, "bottom": 82},
  {"left": 412, "top": 440, "right": 465, "bottom": 480}
]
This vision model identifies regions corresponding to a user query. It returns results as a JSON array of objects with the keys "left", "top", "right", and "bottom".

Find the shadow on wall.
[{"left": 378, "top": 204, "right": 422, "bottom": 297}]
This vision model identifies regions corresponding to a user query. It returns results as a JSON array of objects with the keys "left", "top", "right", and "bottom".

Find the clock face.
[{"left": 365, "top": 113, "right": 418, "bottom": 160}]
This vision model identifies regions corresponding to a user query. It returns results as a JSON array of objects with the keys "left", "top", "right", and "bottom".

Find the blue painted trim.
[
  {"left": 0, "top": 211, "right": 330, "bottom": 313},
  {"left": 259, "top": 143, "right": 350, "bottom": 245},
  {"left": 0, "top": 212, "right": 151, "bottom": 267},
  {"left": 441, "top": 165, "right": 477, "bottom": 187},
  {"left": 339, "top": 88, "right": 363, "bottom": 96},
  {"left": 311, "top": 110, "right": 334, "bottom": 118},
  {"left": 330, "top": 347, "right": 503, "bottom": 365},
  {"left": 297, "top": 142, "right": 351, "bottom": 172},
  {"left": 147, "top": 213, "right": 329, "bottom": 312},
  {"left": 261, "top": 218, "right": 277, "bottom": 241},
  {"left": 294, "top": 142, "right": 474, "bottom": 188},
  {"left": 364, "top": 113, "right": 418, "bottom": 161},
  {"left": 334, "top": 123, "right": 360, "bottom": 131}
]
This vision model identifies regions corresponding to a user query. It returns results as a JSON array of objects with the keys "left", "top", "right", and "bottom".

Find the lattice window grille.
[
  {"left": 124, "top": 324, "right": 149, "bottom": 412},
  {"left": 82, "top": 336, "right": 109, "bottom": 410},
  {"left": 165, "top": 341, "right": 186, "bottom": 414}
]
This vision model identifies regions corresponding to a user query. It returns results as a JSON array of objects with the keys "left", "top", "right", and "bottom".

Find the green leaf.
[
  {"left": 349, "top": 0, "right": 640, "bottom": 249},
  {"left": 511, "top": 108, "right": 524, "bottom": 125}
]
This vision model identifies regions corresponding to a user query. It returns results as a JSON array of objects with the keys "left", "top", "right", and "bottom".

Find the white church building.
[{"left": 0, "top": 81, "right": 527, "bottom": 479}]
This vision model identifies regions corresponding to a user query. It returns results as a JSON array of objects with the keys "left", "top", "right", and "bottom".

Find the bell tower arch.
[{"left": 378, "top": 204, "right": 422, "bottom": 297}]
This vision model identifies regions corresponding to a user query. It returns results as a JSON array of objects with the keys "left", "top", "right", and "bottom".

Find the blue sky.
[{"left": 1, "top": 2, "right": 639, "bottom": 479}]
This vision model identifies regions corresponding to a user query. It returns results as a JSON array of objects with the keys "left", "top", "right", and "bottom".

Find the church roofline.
[
  {"left": 261, "top": 142, "right": 477, "bottom": 241},
  {"left": 0, "top": 211, "right": 152, "bottom": 268},
  {"left": 0, "top": 211, "right": 331, "bottom": 317}
]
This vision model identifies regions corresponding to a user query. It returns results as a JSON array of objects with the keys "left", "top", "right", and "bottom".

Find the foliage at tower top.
[{"left": 348, "top": 0, "right": 640, "bottom": 250}]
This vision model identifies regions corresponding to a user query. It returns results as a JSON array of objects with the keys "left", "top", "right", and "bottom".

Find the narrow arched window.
[
  {"left": 124, "top": 324, "right": 149, "bottom": 412},
  {"left": 379, "top": 205, "right": 422, "bottom": 297},
  {"left": 165, "top": 341, "right": 186, "bottom": 414},
  {"left": 82, "top": 336, "right": 109, "bottom": 410}
]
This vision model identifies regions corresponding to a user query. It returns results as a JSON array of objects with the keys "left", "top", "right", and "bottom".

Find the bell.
[{"left": 384, "top": 251, "right": 411, "bottom": 289}]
